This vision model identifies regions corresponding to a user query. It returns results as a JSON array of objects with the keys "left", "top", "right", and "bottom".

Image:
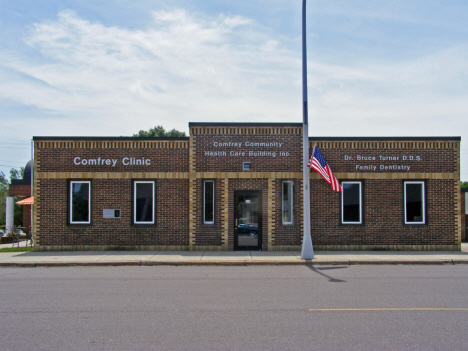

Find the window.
[
  {"left": 133, "top": 181, "right": 155, "bottom": 224},
  {"left": 465, "top": 192, "right": 468, "bottom": 215},
  {"left": 341, "top": 181, "right": 362, "bottom": 224},
  {"left": 404, "top": 181, "right": 425, "bottom": 224},
  {"left": 70, "top": 181, "right": 91, "bottom": 224},
  {"left": 203, "top": 180, "right": 215, "bottom": 224},
  {"left": 282, "top": 181, "right": 294, "bottom": 225}
]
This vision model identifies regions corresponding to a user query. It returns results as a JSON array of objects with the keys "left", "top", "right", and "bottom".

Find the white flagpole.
[
  {"left": 306, "top": 144, "right": 316, "bottom": 189},
  {"left": 301, "top": 0, "right": 314, "bottom": 260}
]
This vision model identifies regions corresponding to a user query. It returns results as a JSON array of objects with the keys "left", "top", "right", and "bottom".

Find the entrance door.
[{"left": 234, "top": 190, "right": 262, "bottom": 250}]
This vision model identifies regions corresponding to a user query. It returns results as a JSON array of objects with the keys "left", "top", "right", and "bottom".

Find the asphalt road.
[{"left": 1, "top": 265, "right": 468, "bottom": 351}]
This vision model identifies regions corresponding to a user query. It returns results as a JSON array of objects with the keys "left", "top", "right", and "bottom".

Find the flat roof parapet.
[
  {"left": 310, "top": 136, "right": 461, "bottom": 141},
  {"left": 33, "top": 136, "right": 190, "bottom": 141},
  {"left": 189, "top": 122, "right": 303, "bottom": 127}
]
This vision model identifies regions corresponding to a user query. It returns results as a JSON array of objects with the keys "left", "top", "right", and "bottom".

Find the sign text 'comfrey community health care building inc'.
[{"left": 205, "top": 141, "right": 291, "bottom": 158}]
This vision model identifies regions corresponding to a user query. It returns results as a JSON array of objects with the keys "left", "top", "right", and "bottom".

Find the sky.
[{"left": 1, "top": 0, "right": 467, "bottom": 181}]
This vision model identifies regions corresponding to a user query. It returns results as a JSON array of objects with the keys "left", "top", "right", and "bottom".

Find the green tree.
[
  {"left": 10, "top": 167, "right": 25, "bottom": 226},
  {"left": 461, "top": 181, "right": 468, "bottom": 189},
  {"left": 9, "top": 167, "right": 24, "bottom": 181},
  {"left": 0, "top": 167, "right": 25, "bottom": 227},
  {"left": 132, "top": 125, "right": 187, "bottom": 137}
]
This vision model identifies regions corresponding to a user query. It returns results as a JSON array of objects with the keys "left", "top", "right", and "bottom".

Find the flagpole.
[
  {"left": 306, "top": 144, "right": 316, "bottom": 188},
  {"left": 301, "top": 0, "right": 314, "bottom": 260}
]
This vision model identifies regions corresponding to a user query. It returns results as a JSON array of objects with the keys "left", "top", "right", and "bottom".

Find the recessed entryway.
[{"left": 234, "top": 190, "right": 262, "bottom": 250}]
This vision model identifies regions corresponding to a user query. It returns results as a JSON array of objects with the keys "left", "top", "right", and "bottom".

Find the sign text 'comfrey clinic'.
[{"left": 73, "top": 157, "right": 151, "bottom": 167}]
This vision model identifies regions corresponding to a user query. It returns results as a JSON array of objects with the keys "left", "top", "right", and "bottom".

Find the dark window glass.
[
  {"left": 406, "top": 183, "right": 424, "bottom": 223},
  {"left": 135, "top": 182, "right": 154, "bottom": 223},
  {"left": 204, "top": 181, "right": 214, "bottom": 224},
  {"left": 282, "top": 181, "right": 293, "bottom": 224},
  {"left": 342, "top": 182, "right": 361, "bottom": 223},
  {"left": 71, "top": 182, "right": 90, "bottom": 223}
]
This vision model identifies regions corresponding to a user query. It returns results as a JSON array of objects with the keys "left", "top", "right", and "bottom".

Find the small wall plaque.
[{"left": 103, "top": 209, "right": 121, "bottom": 218}]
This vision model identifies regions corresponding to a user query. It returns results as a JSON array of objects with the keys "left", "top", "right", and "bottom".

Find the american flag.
[{"left": 308, "top": 146, "right": 342, "bottom": 192}]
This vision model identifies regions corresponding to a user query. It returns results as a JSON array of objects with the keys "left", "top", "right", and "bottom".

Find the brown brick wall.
[
  {"left": 191, "top": 178, "right": 304, "bottom": 250},
  {"left": 22, "top": 205, "right": 31, "bottom": 233},
  {"left": 272, "top": 179, "right": 303, "bottom": 246},
  {"left": 192, "top": 178, "right": 225, "bottom": 247},
  {"left": 310, "top": 179, "right": 458, "bottom": 246},
  {"left": 193, "top": 133, "right": 302, "bottom": 173},
  {"left": 310, "top": 140, "right": 458, "bottom": 174},
  {"left": 35, "top": 141, "right": 189, "bottom": 173},
  {"left": 9, "top": 184, "right": 31, "bottom": 197},
  {"left": 36, "top": 178, "right": 189, "bottom": 247},
  {"left": 462, "top": 191, "right": 466, "bottom": 242},
  {"left": 32, "top": 132, "right": 461, "bottom": 251}
]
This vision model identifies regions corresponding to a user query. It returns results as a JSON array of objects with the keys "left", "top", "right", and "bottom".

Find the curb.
[{"left": 1, "top": 259, "right": 468, "bottom": 267}]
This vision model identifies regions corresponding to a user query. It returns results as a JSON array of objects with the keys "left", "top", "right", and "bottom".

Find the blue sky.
[{"left": 1, "top": 0, "right": 467, "bottom": 180}]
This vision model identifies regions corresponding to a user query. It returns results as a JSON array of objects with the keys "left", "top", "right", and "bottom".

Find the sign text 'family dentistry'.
[{"left": 345, "top": 154, "right": 421, "bottom": 171}]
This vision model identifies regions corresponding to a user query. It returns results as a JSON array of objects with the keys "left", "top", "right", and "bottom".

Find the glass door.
[{"left": 234, "top": 190, "right": 262, "bottom": 250}]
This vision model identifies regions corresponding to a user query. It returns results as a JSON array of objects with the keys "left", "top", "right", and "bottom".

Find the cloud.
[
  {"left": 0, "top": 9, "right": 302, "bottom": 136},
  {"left": 307, "top": 44, "right": 468, "bottom": 138},
  {"left": 0, "top": 7, "right": 466, "bottom": 178},
  {"left": 310, "top": 0, "right": 440, "bottom": 24}
]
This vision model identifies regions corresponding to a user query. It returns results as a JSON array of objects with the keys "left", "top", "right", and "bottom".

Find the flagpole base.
[{"left": 301, "top": 231, "right": 314, "bottom": 260}]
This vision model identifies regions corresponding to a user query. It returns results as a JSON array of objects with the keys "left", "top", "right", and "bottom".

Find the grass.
[{"left": 0, "top": 247, "right": 34, "bottom": 253}]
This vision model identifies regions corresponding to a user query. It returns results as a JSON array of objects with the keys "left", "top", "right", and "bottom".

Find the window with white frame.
[
  {"left": 282, "top": 180, "right": 294, "bottom": 225},
  {"left": 341, "top": 181, "right": 362, "bottom": 224},
  {"left": 70, "top": 181, "right": 91, "bottom": 224},
  {"left": 404, "top": 181, "right": 425, "bottom": 224},
  {"left": 465, "top": 193, "right": 468, "bottom": 215},
  {"left": 133, "top": 180, "right": 155, "bottom": 224},
  {"left": 203, "top": 180, "right": 215, "bottom": 224}
]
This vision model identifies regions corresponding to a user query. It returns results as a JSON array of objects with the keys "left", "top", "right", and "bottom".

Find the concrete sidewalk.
[{"left": 1, "top": 241, "right": 468, "bottom": 266}]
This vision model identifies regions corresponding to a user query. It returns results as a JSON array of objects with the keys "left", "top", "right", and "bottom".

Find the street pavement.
[
  {"left": 3, "top": 265, "right": 468, "bottom": 351},
  {"left": 1, "top": 240, "right": 468, "bottom": 266}
]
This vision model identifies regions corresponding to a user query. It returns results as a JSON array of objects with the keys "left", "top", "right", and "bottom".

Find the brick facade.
[
  {"left": 22, "top": 205, "right": 31, "bottom": 233},
  {"left": 8, "top": 181, "right": 32, "bottom": 233},
  {"left": 310, "top": 138, "right": 461, "bottom": 250},
  {"left": 36, "top": 178, "right": 188, "bottom": 249},
  {"left": 272, "top": 179, "right": 303, "bottom": 248},
  {"left": 462, "top": 189, "right": 467, "bottom": 242},
  {"left": 310, "top": 179, "right": 458, "bottom": 248},
  {"left": 32, "top": 125, "right": 462, "bottom": 251},
  {"left": 9, "top": 183, "right": 31, "bottom": 197}
]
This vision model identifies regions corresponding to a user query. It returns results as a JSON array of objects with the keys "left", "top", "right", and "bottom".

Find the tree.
[
  {"left": 0, "top": 167, "right": 25, "bottom": 227},
  {"left": 10, "top": 167, "right": 25, "bottom": 226},
  {"left": 132, "top": 125, "right": 187, "bottom": 137},
  {"left": 10, "top": 167, "right": 24, "bottom": 181},
  {"left": 462, "top": 181, "right": 468, "bottom": 189}
]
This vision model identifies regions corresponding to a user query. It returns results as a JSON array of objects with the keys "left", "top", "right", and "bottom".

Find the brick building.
[
  {"left": 32, "top": 123, "right": 462, "bottom": 251},
  {"left": 462, "top": 188, "right": 467, "bottom": 243},
  {"left": 8, "top": 160, "right": 33, "bottom": 233}
]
